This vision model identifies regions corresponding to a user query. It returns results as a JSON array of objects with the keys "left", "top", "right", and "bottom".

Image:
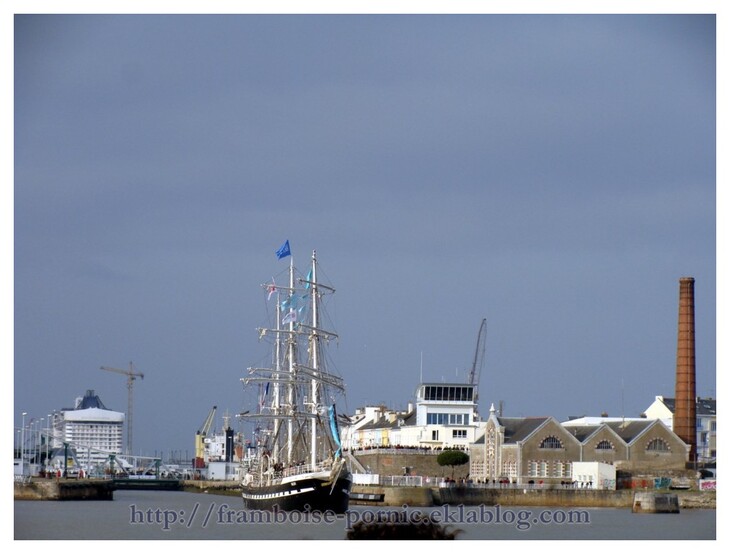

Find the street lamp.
[
  {"left": 47, "top": 414, "right": 52, "bottom": 469},
  {"left": 38, "top": 418, "right": 44, "bottom": 471},
  {"left": 20, "top": 412, "right": 27, "bottom": 477}
]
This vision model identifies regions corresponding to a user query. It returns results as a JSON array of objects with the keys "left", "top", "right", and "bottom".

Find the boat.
[{"left": 238, "top": 244, "right": 351, "bottom": 513}]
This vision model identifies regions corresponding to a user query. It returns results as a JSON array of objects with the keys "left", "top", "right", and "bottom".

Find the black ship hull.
[{"left": 241, "top": 472, "right": 352, "bottom": 514}]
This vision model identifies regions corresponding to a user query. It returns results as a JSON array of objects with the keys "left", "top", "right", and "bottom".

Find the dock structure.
[
  {"left": 632, "top": 492, "right": 680, "bottom": 513},
  {"left": 14, "top": 476, "right": 183, "bottom": 500},
  {"left": 14, "top": 478, "right": 114, "bottom": 500}
]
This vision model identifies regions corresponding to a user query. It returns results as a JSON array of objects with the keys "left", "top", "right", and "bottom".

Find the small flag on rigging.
[{"left": 282, "top": 310, "right": 297, "bottom": 325}]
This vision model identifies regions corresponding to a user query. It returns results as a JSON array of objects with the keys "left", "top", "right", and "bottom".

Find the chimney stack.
[{"left": 674, "top": 277, "right": 697, "bottom": 462}]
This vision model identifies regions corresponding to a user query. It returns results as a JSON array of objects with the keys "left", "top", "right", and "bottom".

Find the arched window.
[
  {"left": 539, "top": 436, "right": 563, "bottom": 449},
  {"left": 595, "top": 440, "right": 614, "bottom": 451},
  {"left": 646, "top": 438, "right": 670, "bottom": 452}
]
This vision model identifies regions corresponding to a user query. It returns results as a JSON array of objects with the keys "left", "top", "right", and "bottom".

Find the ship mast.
[
  {"left": 286, "top": 254, "right": 295, "bottom": 465},
  {"left": 272, "top": 283, "right": 282, "bottom": 464},
  {"left": 309, "top": 250, "right": 319, "bottom": 468}
]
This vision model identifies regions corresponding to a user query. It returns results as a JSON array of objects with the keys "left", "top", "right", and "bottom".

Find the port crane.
[
  {"left": 195, "top": 405, "right": 217, "bottom": 462},
  {"left": 469, "top": 318, "right": 487, "bottom": 402},
  {"left": 100, "top": 362, "right": 144, "bottom": 455}
]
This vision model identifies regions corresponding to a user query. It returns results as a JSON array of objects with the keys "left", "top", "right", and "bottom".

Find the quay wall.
[
  {"left": 434, "top": 487, "right": 634, "bottom": 508},
  {"left": 183, "top": 480, "right": 241, "bottom": 496},
  {"left": 14, "top": 479, "right": 114, "bottom": 501},
  {"left": 351, "top": 485, "right": 434, "bottom": 507},
  {"left": 351, "top": 485, "right": 715, "bottom": 509},
  {"left": 353, "top": 450, "right": 469, "bottom": 480}
]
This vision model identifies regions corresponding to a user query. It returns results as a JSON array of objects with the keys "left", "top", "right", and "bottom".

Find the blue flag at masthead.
[{"left": 276, "top": 240, "right": 291, "bottom": 259}]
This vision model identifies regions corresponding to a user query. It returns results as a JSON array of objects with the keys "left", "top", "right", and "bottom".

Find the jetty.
[
  {"left": 111, "top": 477, "right": 182, "bottom": 491},
  {"left": 14, "top": 478, "right": 114, "bottom": 501},
  {"left": 632, "top": 492, "right": 680, "bottom": 513},
  {"left": 14, "top": 476, "right": 183, "bottom": 500}
]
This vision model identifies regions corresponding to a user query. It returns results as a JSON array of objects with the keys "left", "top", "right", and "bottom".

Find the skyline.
[{"left": 12, "top": 13, "right": 717, "bottom": 459}]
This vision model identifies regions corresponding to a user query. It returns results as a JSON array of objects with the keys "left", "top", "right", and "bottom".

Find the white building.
[
  {"left": 51, "top": 390, "right": 124, "bottom": 470},
  {"left": 571, "top": 462, "right": 616, "bottom": 490},
  {"left": 409, "top": 382, "right": 483, "bottom": 447},
  {"left": 342, "top": 382, "right": 485, "bottom": 450}
]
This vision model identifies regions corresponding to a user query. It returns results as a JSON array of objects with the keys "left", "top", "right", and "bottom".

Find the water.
[{"left": 15, "top": 490, "right": 716, "bottom": 540}]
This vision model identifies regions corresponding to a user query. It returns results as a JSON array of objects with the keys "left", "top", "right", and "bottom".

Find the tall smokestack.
[{"left": 674, "top": 277, "right": 696, "bottom": 463}]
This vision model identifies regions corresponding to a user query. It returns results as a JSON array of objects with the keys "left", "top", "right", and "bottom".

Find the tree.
[{"left": 437, "top": 449, "right": 470, "bottom": 478}]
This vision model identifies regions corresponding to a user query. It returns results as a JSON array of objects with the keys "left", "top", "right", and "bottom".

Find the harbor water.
[{"left": 15, "top": 490, "right": 715, "bottom": 540}]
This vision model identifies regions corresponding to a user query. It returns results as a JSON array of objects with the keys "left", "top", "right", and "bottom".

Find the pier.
[
  {"left": 632, "top": 492, "right": 680, "bottom": 513},
  {"left": 14, "top": 476, "right": 183, "bottom": 500},
  {"left": 111, "top": 477, "right": 183, "bottom": 491},
  {"left": 14, "top": 478, "right": 114, "bottom": 501}
]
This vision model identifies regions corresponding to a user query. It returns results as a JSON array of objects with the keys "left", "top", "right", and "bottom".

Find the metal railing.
[{"left": 350, "top": 447, "right": 449, "bottom": 456}]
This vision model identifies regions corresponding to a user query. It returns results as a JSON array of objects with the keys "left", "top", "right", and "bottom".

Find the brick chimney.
[{"left": 674, "top": 277, "right": 697, "bottom": 462}]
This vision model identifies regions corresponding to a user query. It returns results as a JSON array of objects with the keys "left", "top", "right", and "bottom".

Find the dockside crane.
[
  {"left": 195, "top": 405, "right": 217, "bottom": 465},
  {"left": 469, "top": 318, "right": 487, "bottom": 403},
  {"left": 99, "top": 362, "right": 144, "bottom": 455}
]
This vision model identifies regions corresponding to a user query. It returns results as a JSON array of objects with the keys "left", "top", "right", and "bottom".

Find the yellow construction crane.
[
  {"left": 195, "top": 405, "right": 217, "bottom": 462},
  {"left": 100, "top": 362, "right": 144, "bottom": 455}
]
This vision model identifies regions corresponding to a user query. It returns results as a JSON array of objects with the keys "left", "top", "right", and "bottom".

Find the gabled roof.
[
  {"left": 603, "top": 419, "right": 658, "bottom": 444},
  {"left": 497, "top": 417, "right": 550, "bottom": 444},
  {"left": 564, "top": 425, "right": 601, "bottom": 442},
  {"left": 358, "top": 417, "right": 398, "bottom": 431},
  {"left": 563, "top": 421, "right": 633, "bottom": 447},
  {"left": 401, "top": 410, "right": 417, "bottom": 426},
  {"left": 357, "top": 410, "right": 417, "bottom": 431}
]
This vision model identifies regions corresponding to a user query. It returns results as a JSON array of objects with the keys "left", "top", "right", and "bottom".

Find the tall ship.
[{"left": 239, "top": 243, "right": 351, "bottom": 513}]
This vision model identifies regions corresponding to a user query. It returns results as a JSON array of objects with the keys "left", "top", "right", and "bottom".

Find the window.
[
  {"left": 595, "top": 440, "right": 614, "bottom": 451},
  {"left": 452, "top": 429, "right": 467, "bottom": 439},
  {"left": 556, "top": 461, "right": 571, "bottom": 477},
  {"left": 646, "top": 438, "right": 670, "bottom": 452},
  {"left": 503, "top": 461, "right": 517, "bottom": 480},
  {"left": 423, "top": 385, "right": 475, "bottom": 402},
  {"left": 426, "top": 412, "right": 470, "bottom": 425},
  {"left": 539, "top": 436, "right": 563, "bottom": 449},
  {"left": 431, "top": 430, "right": 439, "bottom": 441}
]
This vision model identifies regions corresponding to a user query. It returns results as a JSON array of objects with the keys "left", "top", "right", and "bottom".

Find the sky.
[{"left": 10, "top": 10, "right": 719, "bottom": 460}]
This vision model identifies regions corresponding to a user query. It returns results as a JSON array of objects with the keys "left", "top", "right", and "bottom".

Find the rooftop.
[{"left": 657, "top": 396, "right": 716, "bottom": 416}]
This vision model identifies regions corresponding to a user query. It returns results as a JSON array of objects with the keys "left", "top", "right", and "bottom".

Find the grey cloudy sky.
[{"left": 12, "top": 14, "right": 716, "bottom": 457}]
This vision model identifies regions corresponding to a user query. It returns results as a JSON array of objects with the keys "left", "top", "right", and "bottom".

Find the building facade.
[
  {"left": 342, "top": 382, "right": 485, "bottom": 451},
  {"left": 470, "top": 406, "right": 689, "bottom": 485}
]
